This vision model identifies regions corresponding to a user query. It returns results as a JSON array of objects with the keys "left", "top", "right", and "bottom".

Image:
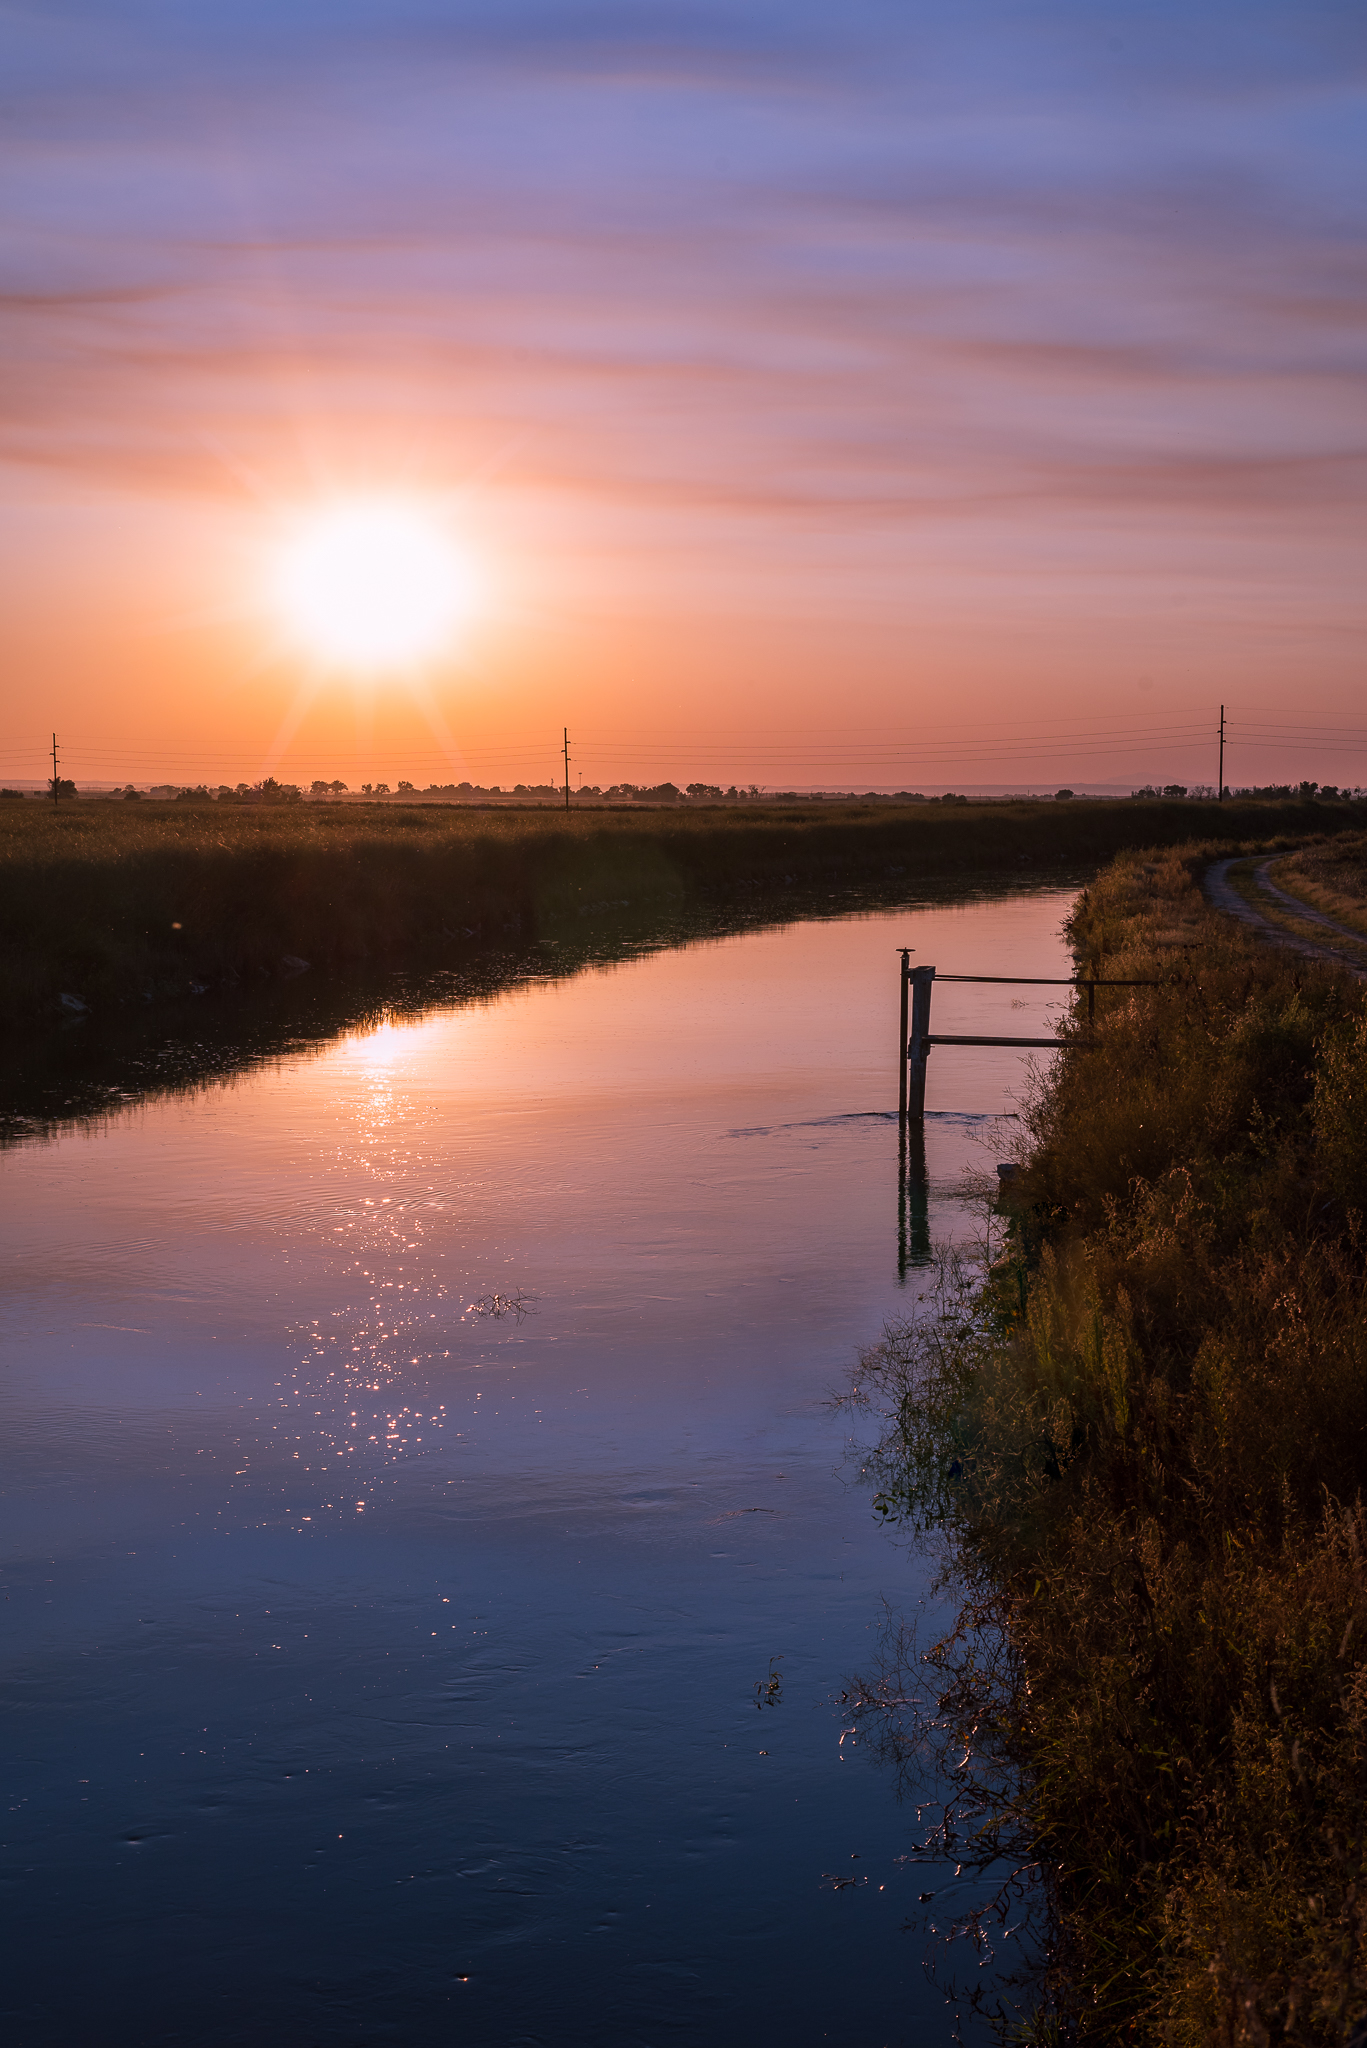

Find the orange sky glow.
[{"left": 2, "top": 4, "right": 1364, "bottom": 793}]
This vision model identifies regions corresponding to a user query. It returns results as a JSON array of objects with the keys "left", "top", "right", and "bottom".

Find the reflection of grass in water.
[
  {"left": 5, "top": 792, "right": 1361, "bottom": 1031},
  {"left": 842, "top": 841, "right": 1367, "bottom": 2043},
  {"left": 463, "top": 1289, "right": 537, "bottom": 1321},
  {"left": 753, "top": 1656, "right": 784, "bottom": 1710}
]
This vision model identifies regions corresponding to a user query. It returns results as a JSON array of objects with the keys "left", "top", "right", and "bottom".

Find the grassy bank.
[
  {"left": 1275, "top": 834, "right": 1367, "bottom": 942},
  {"left": 4, "top": 795, "right": 1363, "bottom": 1030},
  {"left": 850, "top": 843, "right": 1367, "bottom": 2042}
]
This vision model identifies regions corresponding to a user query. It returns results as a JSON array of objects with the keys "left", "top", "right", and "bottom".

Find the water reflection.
[
  {"left": 1, "top": 882, "right": 1081, "bottom": 2048},
  {"left": 2, "top": 868, "right": 1085, "bottom": 1144},
  {"left": 898, "top": 1119, "right": 933, "bottom": 1275}
]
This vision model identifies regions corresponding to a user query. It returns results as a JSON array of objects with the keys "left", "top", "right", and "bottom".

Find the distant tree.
[
  {"left": 330, "top": 779, "right": 348, "bottom": 794},
  {"left": 1298, "top": 780, "right": 1320, "bottom": 799},
  {"left": 1055, "top": 788, "right": 1075, "bottom": 801},
  {"left": 397, "top": 780, "right": 414, "bottom": 793},
  {"left": 1162, "top": 784, "right": 1188, "bottom": 798},
  {"left": 48, "top": 775, "right": 77, "bottom": 800},
  {"left": 374, "top": 782, "right": 390, "bottom": 796},
  {"left": 686, "top": 782, "right": 723, "bottom": 798},
  {"left": 310, "top": 779, "right": 331, "bottom": 796}
]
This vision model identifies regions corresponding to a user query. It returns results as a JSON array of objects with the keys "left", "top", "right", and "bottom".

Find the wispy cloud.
[{"left": 1, "top": 0, "right": 1364, "bottom": 771}]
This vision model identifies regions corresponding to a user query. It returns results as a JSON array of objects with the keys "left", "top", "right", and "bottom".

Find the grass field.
[
  {"left": 3, "top": 793, "right": 1364, "bottom": 1029},
  {"left": 848, "top": 841, "right": 1367, "bottom": 2043}
]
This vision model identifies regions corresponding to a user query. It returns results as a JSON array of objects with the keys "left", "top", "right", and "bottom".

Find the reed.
[
  {"left": 4, "top": 795, "right": 1362, "bottom": 1029},
  {"left": 848, "top": 842, "right": 1367, "bottom": 2043}
]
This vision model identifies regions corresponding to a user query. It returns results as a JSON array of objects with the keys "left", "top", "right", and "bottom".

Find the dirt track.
[{"left": 1203, "top": 856, "right": 1367, "bottom": 976}]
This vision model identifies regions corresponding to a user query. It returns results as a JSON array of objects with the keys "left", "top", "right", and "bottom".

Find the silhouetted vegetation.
[
  {"left": 846, "top": 843, "right": 1367, "bottom": 2042},
  {"left": 4, "top": 796, "right": 1366, "bottom": 1031}
]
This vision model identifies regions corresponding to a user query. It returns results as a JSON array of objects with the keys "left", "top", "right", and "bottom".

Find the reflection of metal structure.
[{"left": 896, "top": 1117, "right": 931, "bottom": 1278}]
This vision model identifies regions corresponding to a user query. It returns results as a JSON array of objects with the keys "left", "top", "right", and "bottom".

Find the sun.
[{"left": 275, "top": 500, "right": 475, "bottom": 669}]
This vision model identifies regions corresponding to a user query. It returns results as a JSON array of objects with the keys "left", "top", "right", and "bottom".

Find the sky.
[{"left": 1, "top": 0, "right": 1364, "bottom": 792}]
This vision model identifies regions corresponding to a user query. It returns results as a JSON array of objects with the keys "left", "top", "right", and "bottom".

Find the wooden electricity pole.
[
  {"left": 563, "top": 727, "right": 571, "bottom": 813},
  {"left": 1218, "top": 705, "right": 1225, "bottom": 802},
  {"left": 51, "top": 731, "right": 60, "bottom": 807}
]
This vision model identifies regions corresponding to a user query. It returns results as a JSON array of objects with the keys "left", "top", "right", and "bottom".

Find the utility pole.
[
  {"left": 51, "top": 731, "right": 59, "bottom": 808},
  {"left": 1218, "top": 705, "right": 1225, "bottom": 802},
  {"left": 563, "top": 726, "right": 571, "bottom": 813}
]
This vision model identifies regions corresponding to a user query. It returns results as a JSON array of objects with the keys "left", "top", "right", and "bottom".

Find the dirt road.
[{"left": 1204, "top": 855, "right": 1367, "bottom": 975}]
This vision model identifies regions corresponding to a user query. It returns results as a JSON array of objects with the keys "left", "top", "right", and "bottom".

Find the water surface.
[{"left": 2, "top": 887, "right": 1076, "bottom": 2046}]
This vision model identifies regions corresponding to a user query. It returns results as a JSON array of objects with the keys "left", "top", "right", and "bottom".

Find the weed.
[
  {"left": 4, "top": 796, "right": 1363, "bottom": 1029},
  {"left": 845, "top": 843, "right": 1367, "bottom": 2042}
]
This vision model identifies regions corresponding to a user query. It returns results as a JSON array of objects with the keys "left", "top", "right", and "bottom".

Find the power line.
[{"left": 6, "top": 707, "right": 1367, "bottom": 787}]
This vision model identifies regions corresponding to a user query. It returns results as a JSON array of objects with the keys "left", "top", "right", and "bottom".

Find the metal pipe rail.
[
  {"left": 922, "top": 1034, "right": 1078, "bottom": 1049},
  {"left": 932, "top": 974, "right": 1162, "bottom": 987},
  {"left": 897, "top": 951, "right": 1169, "bottom": 1120}
]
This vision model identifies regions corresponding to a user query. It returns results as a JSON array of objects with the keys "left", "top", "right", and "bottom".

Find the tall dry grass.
[
  {"left": 847, "top": 844, "right": 1367, "bottom": 2043},
  {"left": 4, "top": 795, "right": 1362, "bottom": 1029},
  {"left": 1273, "top": 836, "right": 1367, "bottom": 943}
]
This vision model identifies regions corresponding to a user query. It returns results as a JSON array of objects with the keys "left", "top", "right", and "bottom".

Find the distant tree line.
[
  {"left": 21, "top": 777, "right": 1367, "bottom": 806},
  {"left": 1130, "top": 780, "right": 1362, "bottom": 800}
]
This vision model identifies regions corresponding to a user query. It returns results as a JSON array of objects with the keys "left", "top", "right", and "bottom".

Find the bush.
[{"left": 846, "top": 843, "right": 1367, "bottom": 2041}]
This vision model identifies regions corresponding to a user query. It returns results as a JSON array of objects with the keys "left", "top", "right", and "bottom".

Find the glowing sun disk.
[{"left": 277, "top": 502, "right": 472, "bottom": 669}]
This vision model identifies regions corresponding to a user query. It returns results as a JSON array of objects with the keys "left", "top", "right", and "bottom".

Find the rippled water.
[{"left": 2, "top": 886, "right": 1077, "bottom": 2046}]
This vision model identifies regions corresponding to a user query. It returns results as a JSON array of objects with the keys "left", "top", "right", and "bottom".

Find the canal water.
[{"left": 2, "top": 885, "right": 1077, "bottom": 2047}]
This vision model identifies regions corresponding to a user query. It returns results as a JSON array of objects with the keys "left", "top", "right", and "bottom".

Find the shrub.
[{"left": 846, "top": 843, "right": 1367, "bottom": 2041}]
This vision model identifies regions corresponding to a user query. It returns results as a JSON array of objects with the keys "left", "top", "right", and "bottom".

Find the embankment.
[
  {"left": 4, "top": 795, "right": 1364, "bottom": 1029},
  {"left": 852, "top": 841, "right": 1367, "bottom": 2043}
]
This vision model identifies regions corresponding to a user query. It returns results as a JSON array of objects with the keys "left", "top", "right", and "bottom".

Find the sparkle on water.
[{"left": 2, "top": 886, "right": 1077, "bottom": 2046}]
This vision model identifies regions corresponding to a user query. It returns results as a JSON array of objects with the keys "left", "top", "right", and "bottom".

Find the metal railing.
[{"left": 897, "top": 952, "right": 1164, "bottom": 1118}]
